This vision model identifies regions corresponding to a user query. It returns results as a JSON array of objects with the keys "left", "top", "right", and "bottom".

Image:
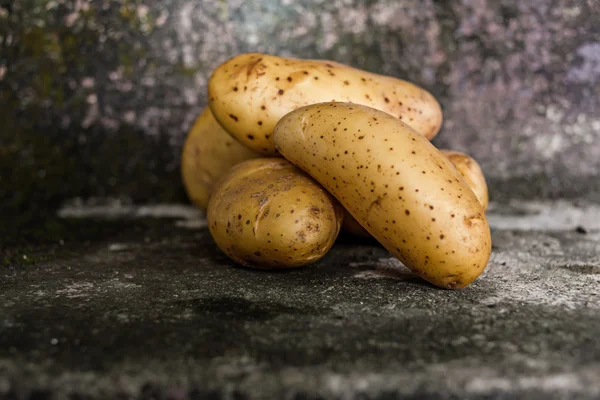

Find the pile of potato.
[{"left": 182, "top": 53, "right": 491, "bottom": 289}]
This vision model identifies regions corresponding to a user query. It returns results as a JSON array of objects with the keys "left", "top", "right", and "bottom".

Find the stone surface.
[
  {"left": 1, "top": 201, "right": 599, "bottom": 399},
  {"left": 1, "top": 0, "right": 600, "bottom": 215}
]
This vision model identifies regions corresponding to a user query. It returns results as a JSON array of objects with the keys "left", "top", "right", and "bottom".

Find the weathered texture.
[
  {"left": 1, "top": 0, "right": 600, "bottom": 213},
  {"left": 1, "top": 202, "right": 600, "bottom": 399}
]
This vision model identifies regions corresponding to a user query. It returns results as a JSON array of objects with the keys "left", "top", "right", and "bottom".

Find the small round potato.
[
  {"left": 208, "top": 53, "right": 442, "bottom": 155},
  {"left": 344, "top": 149, "right": 489, "bottom": 237},
  {"left": 207, "top": 158, "right": 344, "bottom": 269},
  {"left": 274, "top": 103, "right": 491, "bottom": 288},
  {"left": 181, "top": 107, "right": 260, "bottom": 210},
  {"left": 440, "top": 150, "right": 489, "bottom": 210}
]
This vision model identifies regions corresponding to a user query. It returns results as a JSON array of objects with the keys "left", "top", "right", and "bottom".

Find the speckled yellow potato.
[
  {"left": 344, "top": 149, "right": 489, "bottom": 237},
  {"left": 274, "top": 103, "right": 491, "bottom": 288},
  {"left": 441, "top": 150, "right": 489, "bottom": 210},
  {"left": 207, "top": 158, "right": 344, "bottom": 269},
  {"left": 181, "top": 107, "right": 260, "bottom": 210},
  {"left": 208, "top": 53, "right": 442, "bottom": 155}
]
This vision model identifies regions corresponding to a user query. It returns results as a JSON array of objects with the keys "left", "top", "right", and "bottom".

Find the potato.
[
  {"left": 207, "top": 158, "right": 344, "bottom": 269},
  {"left": 208, "top": 53, "right": 442, "bottom": 155},
  {"left": 181, "top": 107, "right": 260, "bottom": 209},
  {"left": 344, "top": 149, "right": 489, "bottom": 237},
  {"left": 274, "top": 103, "right": 491, "bottom": 288},
  {"left": 440, "top": 150, "right": 489, "bottom": 210}
]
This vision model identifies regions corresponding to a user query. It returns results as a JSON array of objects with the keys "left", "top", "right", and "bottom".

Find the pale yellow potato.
[
  {"left": 344, "top": 149, "right": 489, "bottom": 237},
  {"left": 274, "top": 103, "right": 491, "bottom": 288},
  {"left": 181, "top": 107, "right": 260, "bottom": 210},
  {"left": 208, "top": 53, "right": 442, "bottom": 155},
  {"left": 440, "top": 150, "right": 489, "bottom": 210},
  {"left": 207, "top": 158, "right": 344, "bottom": 269}
]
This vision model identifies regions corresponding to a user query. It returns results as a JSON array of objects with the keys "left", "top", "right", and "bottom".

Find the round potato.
[
  {"left": 274, "top": 102, "right": 491, "bottom": 288},
  {"left": 207, "top": 158, "right": 344, "bottom": 269},
  {"left": 344, "top": 149, "right": 489, "bottom": 237},
  {"left": 440, "top": 150, "right": 489, "bottom": 210},
  {"left": 181, "top": 107, "right": 260, "bottom": 210},
  {"left": 208, "top": 53, "right": 442, "bottom": 155}
]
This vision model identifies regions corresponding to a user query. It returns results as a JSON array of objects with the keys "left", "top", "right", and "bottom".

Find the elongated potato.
[
  {"left": 207, "top": 158, "right": 344, "bottom": 269},
  {"left": 344, "top": 149, "right": 489, "bottom": 237},
  {"left": 208, "top": 53, "right": 442, "bottom": 155},
  {"left": 181, "top": 107, "right": 260, "bottom": 209},
  {"left": 441, "top": 150, "right": 488, "bottom": 210},
  {"left": 274, "top": 103, "right": 491, "bottom": 288}
]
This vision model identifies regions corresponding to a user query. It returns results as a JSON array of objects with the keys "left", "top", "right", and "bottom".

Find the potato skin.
[
  {"left": 181, "top": 107, "right": 260, "bottom": 210},
  {"left": 274, "top": 103, "right": 491, "bottom": 288},
  {"left": 345, "top": 149, "right": 489, "bottom": 237},
  {"left": 207, "top": 158, "right": 344, "bottom": 269},
  {"left": 208, "top": 53, "right": 442, "bottom": 155},
  {"left": 440, "top": 150, "right": 489, "bottom": 210}
]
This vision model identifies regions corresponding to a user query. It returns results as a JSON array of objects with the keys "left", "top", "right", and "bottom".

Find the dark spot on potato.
[
  {"left": 344, "top": 80, "right": 350, "bottom": 85},
  {"left": 237, "top": 214, "right": 242, "bottom": 220},
  {"left": 384, "top": 97, "right": 389, "bottom": 103},
  {"left": 358, "top": 136, "right": 364, "bottom": 140},
  {"left": 261, "top": 105, "right": 266, "bottom": 110},
  {"left": 278, "top": 89, "right": 284, "bottom": 95},
  {"left": 287, "top": 76, "right": 292, "bottom": 82},
  {"left": 405, "top": 210, "right": 410, "bottom": 216},
  {"left": 258, "top": 121, "right": 263, "bottom": 126},
  {"left": 229, "top": 114, "right": 239, "bottom": 121},
  {"left": 247, "top": 134, "right": 255, "bottom": 140},
  {"left": 412, "top": 151, "right": 416, "bottom": 154},
  {"left": 275, "top": 77, "right": 280, "bottom": 81},
  {"left": 233, "top": 87, "right": 238, "bottom": 91},
  {"left": 290, "top": 210, "right": 295, "bottom": 214},
  {"left": 314, "top": 76, "right": 319, "bottom": 80}
]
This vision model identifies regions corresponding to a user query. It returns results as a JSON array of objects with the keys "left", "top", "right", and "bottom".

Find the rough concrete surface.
[
  {"left": 2, "top": 0, "right": 600, "bottom": 214},
  {"left": 1, "top": 201, "right": 599, "bottom": 399}
]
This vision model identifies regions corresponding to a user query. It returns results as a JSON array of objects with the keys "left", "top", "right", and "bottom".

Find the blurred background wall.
[{"left": 1, "top": 0, "right": 599, "bottom": 219}]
